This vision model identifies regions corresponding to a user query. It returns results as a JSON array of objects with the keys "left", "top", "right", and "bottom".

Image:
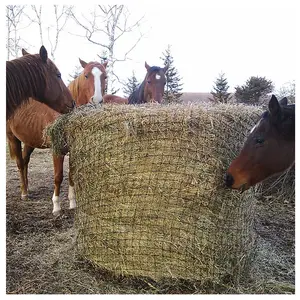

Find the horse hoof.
[
  {"left": 52, "top": 210, "right": 62, "bottom": 217},
  {"left": 21, "top": 194, "right": 29, "bottom": 200}
]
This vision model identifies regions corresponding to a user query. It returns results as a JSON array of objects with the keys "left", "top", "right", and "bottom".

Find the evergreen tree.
[
  {"left": 210, "top": 72, "right": 232, "bottom": 103},
  {"left": 160, "top": 45, "right": 183, "bottom": 104},
  {"left": 235, "top": 76, "right": 274, "bottom": 105},
  {"left": 123, "top": 71, "right": 139, "bottom": 97}
]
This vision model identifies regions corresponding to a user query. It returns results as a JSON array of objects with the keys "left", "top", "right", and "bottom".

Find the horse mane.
[
  {"left": 128, "top": 81, "right": 145, "bottom": 104},
  {"left": 6, "top": 54, "right": 49, "bottom": 118},
  {"left": 68, "top": 73, "right": 84, "bottom": 103}
]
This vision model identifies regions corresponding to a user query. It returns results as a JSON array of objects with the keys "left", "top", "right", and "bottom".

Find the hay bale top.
[{"left": 47, "top": 103, "right": 263, "bottom": 157}]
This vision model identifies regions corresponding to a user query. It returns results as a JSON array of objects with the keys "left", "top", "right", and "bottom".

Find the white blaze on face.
[
  {"left": 250, "top": 119, "right": 262, "bottom": 134},
  {"left": 91, "top": 66, "right": 102, "bottom": 105},
  {"left": 155, "top": 74, "right": 161, "bottom": 80}
]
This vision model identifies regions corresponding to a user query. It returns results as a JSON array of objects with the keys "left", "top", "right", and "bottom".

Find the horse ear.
[
  {"left": 145, "top": 61, "right": 150, "bottom": 71},
  {"left": 102, "top": 61, "right": 108, "bottom": 69},
  {"left": 279, "top": 97, "right": 288, "bottom": 106},
  {"left": 39, "top": 46, "right": 48, "bottom": 63},
  {"left": 79, "top": 58, "right": 87, "bottom": 68},
  {"left": 163, "top": 63, "right": 169, "bottom": 73},
  {"left": 22, "top": 49, "right": 29, "bottom": 56},
  {"left": 268, "top": 95, "right": 282, "bottom": 119}
]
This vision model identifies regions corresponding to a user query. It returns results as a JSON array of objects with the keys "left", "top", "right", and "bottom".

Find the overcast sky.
[{"left": 4, "top": 0, "right": 297, "bottom": 95}]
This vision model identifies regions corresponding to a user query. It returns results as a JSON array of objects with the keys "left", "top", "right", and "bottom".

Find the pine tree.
[
  {"left": 123, "top": 71, "right": 139, "bottom": 98},
  {"left": 235, "top": 76, "right": 274, "bottom": 105},
  {"left": 210, "top": 72, "right": 232, "bottom": 103},
  {"left": 160, "top": 45, "right": 183, "bottom": 104}
]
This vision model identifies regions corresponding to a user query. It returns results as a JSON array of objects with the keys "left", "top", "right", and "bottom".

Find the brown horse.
[
  {"left": 7, "top": 57, "right": 108, "bottom": 215},
  {"left": 6, "top": 45, "right": 75, "bottom": 120},
  {"left": 103, "top": 94, "right": 128, "bottom": 104},
  {"left": 128, "top": 62, "right": 168, "bottom": 104},
  {"left": 69, "top": 58, "right": 108, "bottom": 106},
  {"left": 225, "top": 95, "right": 295, "bottom": 191}
]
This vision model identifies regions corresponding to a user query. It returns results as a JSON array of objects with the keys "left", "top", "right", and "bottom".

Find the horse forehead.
[
  {"left": 149, "top": 70, "right": 165, "bottom": 81},
  {"left": 85, "top": 63, "right": 104, "bottom": 73}
]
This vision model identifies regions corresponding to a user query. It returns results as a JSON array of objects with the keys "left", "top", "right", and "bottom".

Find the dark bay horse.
[
  {"left": 7, "top": 57, "right": 108, "bottom": 215},
  {"left": 225, "top": 95, "right": 295, "bottom": 191},
  {"left": 128, "top": 62, "right": 168, "bottom": 104},
  {"left": 6, "top": 45, "right": 74, "bottom": 120}
]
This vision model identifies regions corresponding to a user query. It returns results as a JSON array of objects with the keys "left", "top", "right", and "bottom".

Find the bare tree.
[
  {"left": 25, "top": 5, "right": 73, "bottom": 61},
  {"left": 6, "top": 5, "right": 27, "bottom": 60},
  {"left": 70, "top": 5, "right": 145, "bottom": 93},
  {"left": 47, "top": 5, "right": 73, "bottom": 61},
  {"left": 29, "top": 5, "right": 43, "bottom": 45}
]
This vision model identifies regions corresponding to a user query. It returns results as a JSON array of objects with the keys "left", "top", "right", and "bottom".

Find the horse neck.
[{"left": 129, "top": 81, "right": 146, "bottom": 104}]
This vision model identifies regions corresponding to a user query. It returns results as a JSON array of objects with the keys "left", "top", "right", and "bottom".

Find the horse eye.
[
  {"left": 147, "top": 80, "right": 151, "bottom": 84},
  {"left": 85, "top": 75, "right": 88, "bottom": 79},
  {"left": 57, "top": 73, "right": 61, "bottom": 78},
  {"left": 255, "top": 137, "right": 264, "bottom": 144}
]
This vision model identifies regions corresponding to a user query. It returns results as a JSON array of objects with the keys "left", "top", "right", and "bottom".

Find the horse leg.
[
  {"left": 22, "top": 145, "right": 35, "bottom": 196},
  {"left": 7, "top": 135, "right": 28, "bottom": 198},
  {"left": 52, "top": 154, "right": 65, "bottom": 216},
  {"left": 68, "top": 154, "right": 76, "bottom": 210}
]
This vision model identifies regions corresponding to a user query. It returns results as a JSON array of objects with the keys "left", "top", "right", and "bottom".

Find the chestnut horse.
[
  {"left": 225, "top": 95, "right": 295, "bottom": 191},
  {"left": 6, "top": 45, "right": 74, "bottom": 120},
  {"left": 128, "top": 62, "right": 168, "bottom": 104},
  {"left": 7, "top": 56, "right": 108, "bottom": 215}
]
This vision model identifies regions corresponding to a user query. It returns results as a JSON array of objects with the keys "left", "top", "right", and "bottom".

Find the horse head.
[
  {"left": 20, "top": 46, "right": 75, "bottom": 113},
  {"left": 225, "top": 95, "right": 295, "bottom": 191},
  {"left": 76, "top": 59, "right": 108, "bottom": 106},
  {"left": 143, "top": 61, "right": 168, "bottom": 103}
]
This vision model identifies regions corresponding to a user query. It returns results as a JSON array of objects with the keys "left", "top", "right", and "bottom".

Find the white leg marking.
[
  {"left": 52, "top": 192, "right": 61, "bottom": 215},
  {"left": 91, "top": 67, "right": 103, "bottom": 106},
  {"left": 68, "top": 185, "right": 76, "bottom": 210}
]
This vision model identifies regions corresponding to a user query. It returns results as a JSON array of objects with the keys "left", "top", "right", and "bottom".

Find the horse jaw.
[{"left": 91, "top": 66, "right": 103, "bottom": 106}]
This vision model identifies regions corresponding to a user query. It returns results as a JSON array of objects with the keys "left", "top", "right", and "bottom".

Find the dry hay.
[{"left": 47, "top": 103, "right": 264, "bottom": 284}]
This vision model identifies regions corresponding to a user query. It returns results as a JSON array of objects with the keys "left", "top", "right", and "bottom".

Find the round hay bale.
[{"left": 48, "top": 103, "right": 262, "bottom": 283}]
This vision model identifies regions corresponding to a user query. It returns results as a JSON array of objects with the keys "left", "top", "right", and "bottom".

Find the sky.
[{"left": 3, "top": 0, "right": 298, "bottom": 96}]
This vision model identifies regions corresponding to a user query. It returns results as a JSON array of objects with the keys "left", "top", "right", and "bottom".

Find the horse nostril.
[
  {"left": 72, "top": 100, "right": 76, "bottom": 108},
  {"left": 225, "top": 173, "right": 234, "bottom": 187}
]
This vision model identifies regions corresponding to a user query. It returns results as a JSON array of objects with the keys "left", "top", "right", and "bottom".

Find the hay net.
[{"left": 48, "top": 103, "right": 263, "bottom": 282}]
